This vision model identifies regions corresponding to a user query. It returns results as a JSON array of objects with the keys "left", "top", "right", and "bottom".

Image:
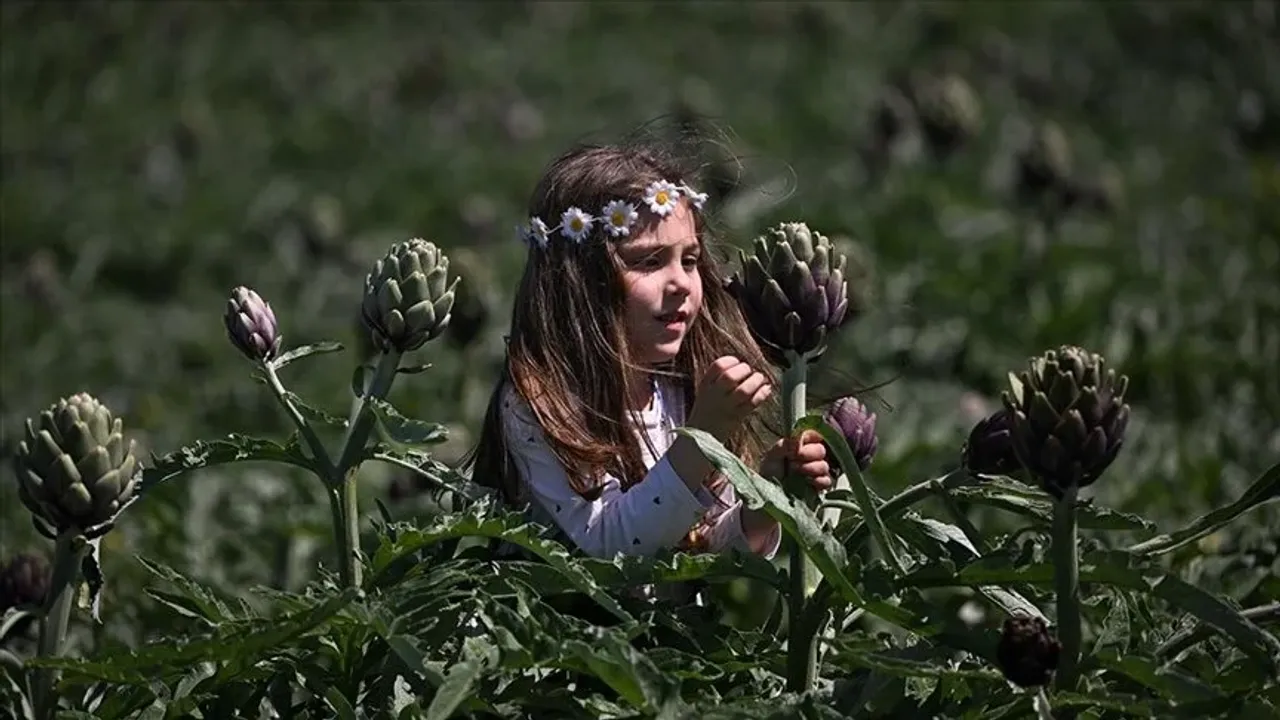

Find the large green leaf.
[
  {"left": 1127, "top": 462, "right": 1280, "bottom": 556},
  {"left": 948, "top": 477, "right": 1156, "bottom": 532},
  {"left": 139, "top": 434, "right": 317, "bottom": 493},
  {"left": 675, "top": 427, "right": 864, "bottom": 606},
  {"left": 369, "top": 397, "right": 449, "bottom": 447},
  {"left": 368, "top": 505, "right": 635, "bottom": 624}
]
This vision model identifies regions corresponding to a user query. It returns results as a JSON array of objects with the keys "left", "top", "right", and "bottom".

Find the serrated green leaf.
[
  {"left": 139, "top": 434, "right": 316, "bottom": 493},
  {"left": 1127, "top": 462, "right": 1280, "bottom": 556},
  {"left": 675, "top": 427, "right": 864, "bottom": 606},
  {"left": 949, "top": 477, "right": 1156, "bottom": 532},
  {"left": 1149, "top": 574, "right": 1280, "bottom": 674},
  {"left": 270, "top": 341, "right": 345, "bottom": 371},
  {"left": 1091, "top": 650, "right": 1223, "bottom": 703},
  {"left": 425, "top": 640, "right": 491, "bottom": 720},
  {"left": 136, "top": 557, "right": 237, "bottom": 626},
  {"left": 369, "top": 398, "right": 449, "bottom": 446},
  {"left": 282, "top": 390, "right": 349, "bottom": 428}
]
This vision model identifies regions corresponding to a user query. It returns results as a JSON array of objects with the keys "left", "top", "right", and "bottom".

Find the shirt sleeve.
[
  {"left": 699, "top": 482, "right": 783, "bottom": 560},
  {"left": 501, "top": 386, "right": 718, "bottom": 559}
]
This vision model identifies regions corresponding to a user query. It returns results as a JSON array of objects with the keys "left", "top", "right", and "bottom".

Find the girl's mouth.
[{"left": 657, "top": 310, "right": 689, "bottom": 329}]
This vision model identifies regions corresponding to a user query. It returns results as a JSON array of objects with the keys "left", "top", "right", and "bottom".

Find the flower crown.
[{"left": 516, "top": 179, "right": 708, "bottom": 249}]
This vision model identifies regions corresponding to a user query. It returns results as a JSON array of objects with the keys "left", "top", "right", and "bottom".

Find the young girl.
[{"left": 466, "top": 138, "right": 831, "bottom": 569}]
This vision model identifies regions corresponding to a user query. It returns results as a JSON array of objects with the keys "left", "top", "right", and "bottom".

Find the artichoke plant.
[
  {"left": 224, "top": 286, "right": 281, "bottom": 362},
  {"left": 961, "top": 408, "right": 1020, "bottom": 478},
  {"left": 725, "top": 222, "right": 854, "bottom": 367},
  {"left": 996, "top": 615, "right": 1061, "bottom": 688},
  {"left": 915, "top": 73, "right": 983, "bottom": 160},
  {"left": 1001, "top": 345, "right": 1131, "bottom": 499},
  {"left": 12, "top": 393, "right": 139, "bottom": 537},
  {"left": 824, "top": 396, "right": 879, "bottom": 476},
  {"left": 361, "top": 238, "right": 459, "bottom": 353}
]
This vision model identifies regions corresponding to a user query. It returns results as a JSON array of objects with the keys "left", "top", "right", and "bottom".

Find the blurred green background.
[{"left": 2, "top": 1, "right": 1277, "bottom": 646}]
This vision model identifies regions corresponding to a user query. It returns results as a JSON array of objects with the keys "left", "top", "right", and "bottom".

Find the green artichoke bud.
[
  {"left": 360, "top": 238, "right": 460, "bottom": 353},
  {"left": 726, "top": 222, "right": 853, "bottom": 367},
  {"left": 1016, "top": 121, "right": 1073, "bottom": 205},
  {"left": 12, "top": 393, "right": 139, "bottom": 536},
  {"left": 1001, "top": 346, "right": 1130, "bottom": 499},
  {"left": 996, "top": 615, "right": 1060, "bottom": 688},
  {"left": 915, "top": 73, "right": 983, "bottom": 160},
  {"left": 224, "top": 286, "right": 281, "bottom": 362}
]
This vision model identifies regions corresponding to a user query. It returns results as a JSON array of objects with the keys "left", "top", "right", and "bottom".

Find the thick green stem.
[
  {"left": 780, "top": 356, "right": 816, "bottom": 693},
  {"left": 1052, "top": 486, "right": 1081, "bottom": 692},
  {"left": 264, "top": 361, "right": 336, "bottom": 479},
  {"left": 34, "top": 533, "right": 86, "bottom": 720},
  {"left": 332, "top": 350, "right": 403, "bottom": 589}
]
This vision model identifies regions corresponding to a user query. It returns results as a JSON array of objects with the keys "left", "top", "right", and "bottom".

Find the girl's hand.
[
  {"left": 761, "top": 429, "right": 832, "bottom": 492},
  {"left": 687, "top": 355, "right": 772, "bottom": 441}
]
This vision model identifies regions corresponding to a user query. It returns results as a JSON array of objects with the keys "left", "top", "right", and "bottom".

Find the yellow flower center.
[
  {"left": 611, "top": 211, "right": 626, "bottom": 225},
  {"left": 570, "top": 218, "right": 583, "bottom": 231},
  {"left": 655, "top": 191, "right": 670, "bottom": 205}
]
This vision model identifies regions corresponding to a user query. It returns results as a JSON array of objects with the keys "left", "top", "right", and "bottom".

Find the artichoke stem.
[
  {"left": 334, "top": 350, "right": 403, "bottom": 589},
  {"left": 264, "top": 361, "right": 336, "bottom": 480},
  {"left": 1052, "top": 485, "right": 1081, "bottom": 692},
  {"left": 781, "top": 353, "right": 817, "bottom": 693},
  {"left": 34, "top": 532, "right": 85, "bottom": 720}
]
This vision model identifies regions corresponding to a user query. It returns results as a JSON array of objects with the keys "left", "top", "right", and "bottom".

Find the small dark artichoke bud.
[
  {"left": 961, "top": 408, "right": 1020, "bottom": 478},
  {"left": 996, "top": 615, "right": 1061, "bottom": 688},
  {"left": 361, "top": 238, "right": 460, "bottom": 353},
  {"left": 224, "top": 286, "right": 282, "bottom": 363},
  {"left": 1001, "top": 345, "right": 1131, "bottom": 499},
  {"left": 915, "top": 73, "right": 983, "bottom": 160},
  {"left": 823, "top": 397, "right": 878, "bottom": 475},
  {"left": 0, "top": 552, "right": 50, "bottom": 613},
  {"left": 1015, "top": 121, "right": 1073, "bottom": 206},
  {"left": 725, "top": 222, "right": 853, "bottom": 368},
  {"left": 12, "top": 393, "right": 140, "bottom": 536}
]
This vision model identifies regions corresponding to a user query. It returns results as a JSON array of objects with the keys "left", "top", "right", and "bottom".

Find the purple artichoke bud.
[
  {"left": 996, "top": 615, "right": 1061, "bottom": 688},
  {"left": 961, "top": 408, "right": 1020, "bottom": 478},
  {"left": 12, "top": 393, "right": 140, "bottom": 535},
  {"left": 0, "top": 552, "right": 50, "bottom": 613},
  {"left": 725, "top": 222, "right": 862, "bottom": 368},
  {"left": 224, "top": 286, "right": 281, "bottom": 362},
  {"left": 1001, "top": 345, "right": 1131, "bottom": 499},
  {"left": 823, "top": 396, "right": 878, "bottom": 475}
]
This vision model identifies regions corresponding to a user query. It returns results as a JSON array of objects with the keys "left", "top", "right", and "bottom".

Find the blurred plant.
[{"left": 914, "top": 73, "right": 984, "bottom": 161}]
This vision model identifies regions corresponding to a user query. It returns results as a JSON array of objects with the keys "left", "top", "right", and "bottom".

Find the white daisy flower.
[
  {"left": 601, "top": 200, "right": 638, "bottom": 237},
  {"left": 560, "top": 207, "right": 593, "bottom": 242},
  {"left": 643, "top": 180, "right": 681, "bottom": 217},
  {"left": 528, "top": 217, "right": 549, "bottom": 248}
]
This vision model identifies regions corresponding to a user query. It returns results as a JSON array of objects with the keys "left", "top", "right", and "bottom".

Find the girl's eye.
[{"left": 683, "top": 255, "right": 699, "bottom": 268}]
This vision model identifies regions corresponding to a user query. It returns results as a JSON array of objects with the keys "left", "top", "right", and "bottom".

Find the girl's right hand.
[{"left": 687, "top": 355, "right": 772, "bottom": 440}]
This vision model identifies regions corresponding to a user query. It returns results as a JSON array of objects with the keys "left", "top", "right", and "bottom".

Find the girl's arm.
[{"left": 502, "top": 388, "right": 775, "bottom": 559}]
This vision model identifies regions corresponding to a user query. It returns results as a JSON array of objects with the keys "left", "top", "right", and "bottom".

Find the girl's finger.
[
  {"left": 748, "top": 381, "right": 773, "bottom": 407},
  {"left": 799, "top": 460, "right": 829, "bottom": 478},
  {"left": 809, "top": 474, "right": 833, "bottom": 491},
  {"left": 793, "top": 441, "right": 827, "bottom": 462}
]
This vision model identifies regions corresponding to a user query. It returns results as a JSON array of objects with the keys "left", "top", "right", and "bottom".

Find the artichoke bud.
[
  {"left": 1001, "top": 345, "right": 1131, "bottom": 499},
  {"left": 361, "top": 238, "right": 460, "bottom": 353},
  {"left": 726, "top": 222, "right": 853, "bottom": 367},
  {"left": 823, "top": 397, "right": 879, "bottom": 476},
  {"left": 996, "top": 615, "right": 1060, "bottom": 688},
  {"left": 961, "top": 408, "right": 1020, "bottom": 478},
  {"left": 12, "top": 393, "right": 140, "bottom": 534},
  {"left": 916, "top": 73, "right": 983, "bottom": 160},
  {"left": 223, "top": 286, "right": 282, "bottom": 363}
]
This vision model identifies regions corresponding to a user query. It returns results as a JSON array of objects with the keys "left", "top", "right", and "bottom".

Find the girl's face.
[{"left": 615, "top": 201, "right": 704, "bottom": 366}]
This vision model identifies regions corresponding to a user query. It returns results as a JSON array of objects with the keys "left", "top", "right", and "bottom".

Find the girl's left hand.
[{"left": 761, "top": 429, "right": 832, "bottom": 492}]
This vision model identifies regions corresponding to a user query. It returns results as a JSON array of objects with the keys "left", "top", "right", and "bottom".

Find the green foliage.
[{"left": 3, "top": 1, "right": 1279, "bottom": 718}]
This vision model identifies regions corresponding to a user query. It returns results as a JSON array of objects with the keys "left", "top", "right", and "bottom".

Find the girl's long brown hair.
[{"left": 463, "top": 139, "right": 778, "bottom": 549}]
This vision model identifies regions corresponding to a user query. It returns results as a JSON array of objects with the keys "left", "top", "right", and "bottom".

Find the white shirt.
[{"left": 499, "top": 379, "right": 782, "bottom": 561}]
